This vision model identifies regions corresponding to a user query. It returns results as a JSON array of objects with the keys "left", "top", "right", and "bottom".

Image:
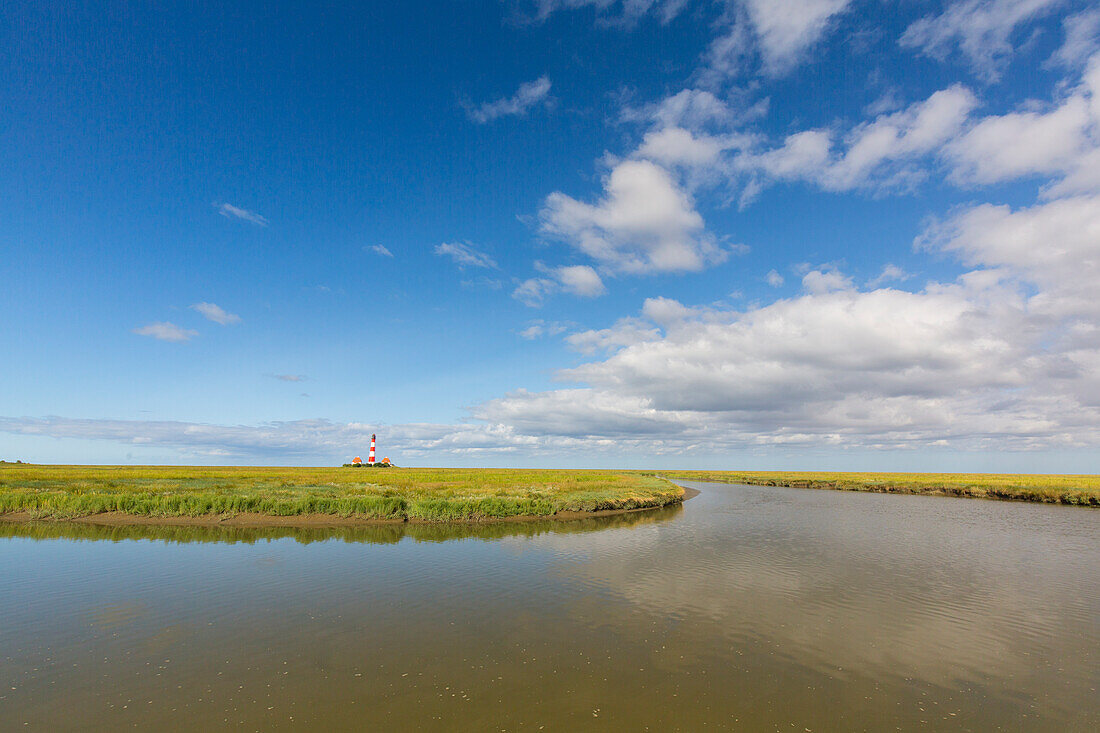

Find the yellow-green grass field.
[
  {"left": 0, "top": 464, "right": 683, "bottom": 522},
  {"left": 652, "top": 470, "right": 1100, "bottom": 506}
]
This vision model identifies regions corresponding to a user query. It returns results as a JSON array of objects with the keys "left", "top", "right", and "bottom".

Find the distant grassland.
[
  {"left": 0, "top": 465, "right": 683, "bottom": 522},
  {"left": 654, "top": 470, "right": 1100, "bottom": 506}
]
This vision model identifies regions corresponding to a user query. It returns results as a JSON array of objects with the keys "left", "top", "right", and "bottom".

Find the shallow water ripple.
[{"left": 1, "top": 482, "right": 1097, "bottom": 730}]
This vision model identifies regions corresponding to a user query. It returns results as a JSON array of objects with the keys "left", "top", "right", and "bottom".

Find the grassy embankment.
[
  {"left": 654, "top": 470, "right": 1100, "bottom": 506},
  {"left": 0, "top": 465, "right": 683, "bottom": 522}
]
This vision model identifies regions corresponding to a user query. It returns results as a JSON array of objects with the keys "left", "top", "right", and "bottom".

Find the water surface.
[{"left": 1, "top": 482, "right": 1097, "bottom": 730}]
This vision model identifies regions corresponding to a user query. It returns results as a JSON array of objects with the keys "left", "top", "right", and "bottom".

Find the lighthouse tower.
[{"left": 368, "top": 434, "right": 376, "bottom": 465}]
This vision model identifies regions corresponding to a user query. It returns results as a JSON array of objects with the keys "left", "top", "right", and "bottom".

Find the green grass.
[
  {"left": 0, "top": 465, "right": 684, "bottom": 521},
  {"left": 0, "top": 502, "right": 684, "bottom": 545},
  {"left": 653, "top": 470, "right": 1100, "bottom": 506}
]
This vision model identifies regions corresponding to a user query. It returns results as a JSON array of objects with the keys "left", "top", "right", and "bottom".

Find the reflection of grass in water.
[
  {"left": 0, "top": 465, "right": 682, "bottom": 520},
  {"left": 0, "top": 504, "right": 683, "bottom": 545},
  {"left": 658, "top": 470, "right": 1100, "bottom": 506}
]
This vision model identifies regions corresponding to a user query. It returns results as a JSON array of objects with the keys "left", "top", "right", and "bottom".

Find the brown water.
[{"left": 1, "top": 482, "right": 1097, "bottom": 731}]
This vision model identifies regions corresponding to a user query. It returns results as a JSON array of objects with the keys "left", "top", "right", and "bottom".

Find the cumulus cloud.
[
  {"left": 434, "top": 241, "right": 499, "bottom": 269},
  {"left": 765, "top": 269, "right": 785, "bottom": 287},
  {"left": 476, "top": 388, "right": 690, "bottom": 438},
  {"left": 726, "top": 51, "right": 1100, "bottom": 199},
  {"left": 565, "top": 317, "right": 661, "bottom": 354},
  {"left": 801, "top": 266, "right": 854, "bottom": 293},
  {"left": 737, "top": 85, "right": 978, "bottom": 193},
  {"left": 132, "top": 322, "right": 198, "bottom": 343},
  {"left": 216, "top": 203, "right": 268, "bottom": 226},
  {"left": 944, "top": 56, "right": 1100, "bottom": 192},
  {"left": 741, "top": 0, "right": 853, "bottom": 74},
  {"left": 702, "top": 0, "right": 853, "bottom": 79},
  {"left": 512, "top": 263, "right": 607, "bottom": 307},
  {"left": 466, "top": 76, "right": 552, "bottom": 123},
  {"left": 634, "top": 127, "right": 735, "bottom": 168},
  {"left": 367, "top": 244, "right": 394, "bottom": 257},
  {"left": 15, "top": 199, "right": 1100, "bottom": 458},
  {"left": 947, "top": 97, "right": 1091, "bottom": 185},
  {"left": 541, "top": 159, "right": 727, "bottom": 274},
  {"left": 918, "top": 193, "right": 1100, "bottom": 321},
  {"left": 624, "top": 88, "right": 741, "bottom": 130},
  {"left": 483, "top": 193, "right": 1100, "bottom": 453},
  {"left": 900, "top": 0, "right": 1063, "bottom": 81},
  {"left": 190, "top": 302, "right": 241, "bottom": 325},
  {"left": 555, "top": 264, "right": 607, "bottom": 296}
]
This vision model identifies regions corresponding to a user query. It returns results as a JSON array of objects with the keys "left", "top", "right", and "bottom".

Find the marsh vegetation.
[
  {"left": 0, "top": 465, "right": 682, "bottom": 522},
  {"left": 656, "top": 470, "right": 1100, "bottom": 505}
]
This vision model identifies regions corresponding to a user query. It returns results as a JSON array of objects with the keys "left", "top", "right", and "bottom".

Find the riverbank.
[
  {"left": 0, "top": 465, "right": 684, "bottom": 524},
  {"left": 656, "top": 471, "right": 1099, "bottom": 506}
]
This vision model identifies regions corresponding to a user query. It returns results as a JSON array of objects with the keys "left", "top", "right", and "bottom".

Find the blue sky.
[{"left": 3, "top": 0, "right": 1100, "bottom": 470}]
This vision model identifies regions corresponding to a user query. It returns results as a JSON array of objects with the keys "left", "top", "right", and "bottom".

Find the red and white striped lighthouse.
[{"left": 368, "top": 434, "right": 376, "bottom": 465}]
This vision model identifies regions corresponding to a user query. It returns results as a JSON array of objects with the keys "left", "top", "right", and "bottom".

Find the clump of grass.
[
  {"left": 653, "top": 470, "right": 1100, "bottom": 506},
  {"left": 0, "top": 465, "right": 683, "bottom": 522}
]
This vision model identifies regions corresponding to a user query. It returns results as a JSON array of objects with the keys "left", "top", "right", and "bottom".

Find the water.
[{"left": 1, "top": 482, "right": 1097, "bottom": 731}]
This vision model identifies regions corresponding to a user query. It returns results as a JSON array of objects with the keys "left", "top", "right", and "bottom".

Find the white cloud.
[
  {"left": 216, "top": 203, "right": 268, "bottom": 226},
  {"left": 519, "top": 325, "right": 545, "bottom": 340},
  {"left": 867, "top": 264, "right": 910, "bottom": 288},
  {"left": 634, "top": 127, "right": 733, "bottom": 168},
  {"left": 529, "top": 0, "right": 688, "bottom": 24},
  {"left": 1049, "top": 8, "right": 1100, "bottom": 69},
  {"left": 434, "top": 241, "right": 499, "bottom": 269},
  {"left": 541, "top": 159, "right": 727, "bottom": 274},
  {"left": 554, "top": 264, "right": 607, "bottom": 296},
  {"left": 703, "top": 20, "right": 756, "bottom": 83},
  {"left": 741, "top": 0, "right": 853, "bottom": 74},
  {"left": 702, "top": 0, "right": 853, "bottom": 79},
  {"left": 466, "top": 76, "right": 552, "bottom": 123},
  {"left": 900, "top": 0, "right": 1064, "bottom": 81},
  {"left": 934, "top": 53, "right": 1100, "bottom": 194},
  {"left": 190, "top": 302, "right": 241, "bottom": 325},
  {"left": 565, "top": 318, "right": 661, "bottom": 354},
  {"left": 737, "top": 85, "right": 978, "bottom": 193},
  {"left": 513, "top": 277, "right": 558, "bottom": 307},
  {"left": 132, "top": 322, "right": 198, "bottom": 343},
  {"left": 624, "top": 88, "right": 739, "bottom": 130},
  {"left": 512, "top": 264, "right": 607, "bottom": 307},
  {"left": 482, "top": 193, "right": 1100, "bottom": 453},
  {"left": 17, "top": 200, "right": 1100, "bottom": 457},
  {"left": 801, "top": 267, "right": 854, "bottom": 294},
  {"left": 946, "top": 95, "right": 1091, "bottom": 185},
  {"left": 722, "top": 52, "right": 1100, "bottom": 199},
  {"left": 747, "top": 129, "right": 833, "bottom": 180},
  {"left": 826, "top": 85, "right": 978, "bottom": 190},
  {"left": 730, "top": 54, "right": 1100, "bottom": 201},
  {"left": 272, "top": 374, "right": 307, "bottom": 382},
  {"left": 0, "top": 416, "right": 543, "bottom": 460},
  {"left": 367, "top": 244, "right": 394, "bottom": 257},
  {"left": 918, "top": 193, "right": 1100, "bottom": 321},
  {"left": 519, "top": 320, "right": 569, "bottom": 340},
  {"left": 765, "top": 269, "right": 785, "bottom": 287}
]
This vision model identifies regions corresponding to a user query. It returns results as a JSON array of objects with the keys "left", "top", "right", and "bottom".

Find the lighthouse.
[{"left": 368, "top": 434, "right": 376, "bottom": 465}]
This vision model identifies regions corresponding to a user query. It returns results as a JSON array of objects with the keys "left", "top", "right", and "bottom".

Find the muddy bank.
[
  {"left": 661, "top": 473, "right": 1098, "bottom": 506},
  {"left": 0, "top": 495, "right": 688, "bottom": 529}
]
